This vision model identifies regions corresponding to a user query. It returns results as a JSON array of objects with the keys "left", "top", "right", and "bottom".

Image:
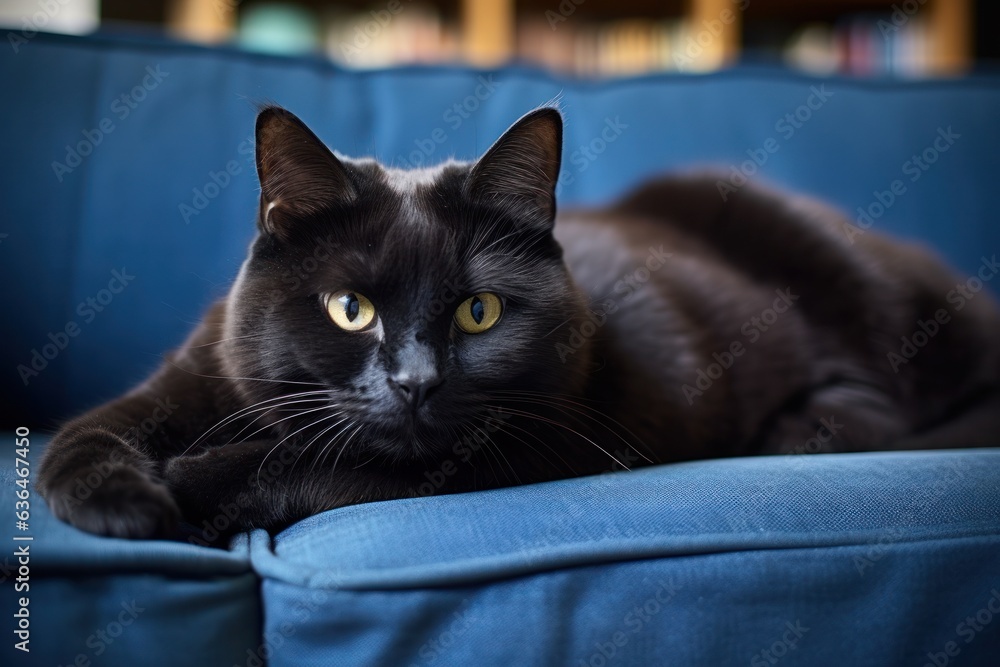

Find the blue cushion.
[
  {"left": 14, "top": 429, "right": 1000, "bottom": 665},
  {"left": 251, "top": 449, "right": 1000, "bottom": 666},
  {"left": 2, "top": 32, "right": 1000, "bottom": 425},
  {"left": 0, "top": 434, "right": 260, "bottom": 666}
]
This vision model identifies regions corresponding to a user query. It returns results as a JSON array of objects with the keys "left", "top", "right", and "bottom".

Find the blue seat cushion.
[
  {"left": 8, "top": 440, "right": 1000, "bottom": 665},
  {"left": 251, "top": 449, "right": 1000, "bottom": 666},
  {"left": 0, "top": 434, "right": 260, "bottom": 667}
]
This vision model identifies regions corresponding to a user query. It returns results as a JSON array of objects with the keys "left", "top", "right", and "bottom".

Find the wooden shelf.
[
  {"left": 742, "top": 0, "right": 971, "bottom": 74},
  {"left": 472, "top": 0, "right": 971, "bottom": 74},
  {"left": 156, "top": 0, "right": 973, "bottom": 75}
]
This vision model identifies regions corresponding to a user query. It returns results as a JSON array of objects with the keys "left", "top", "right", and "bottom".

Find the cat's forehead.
[
  {"left": 315, "top": 157, "right": 542, "bottom": 293},
  {"left": 322, "top": 162, "right": 466, "bottom": 284},
  {"left": 345, "top": 157, "right": 465, "bottom": 197},
  {"left": 382, "top": 162, "right": 459, "bottom": 194}
]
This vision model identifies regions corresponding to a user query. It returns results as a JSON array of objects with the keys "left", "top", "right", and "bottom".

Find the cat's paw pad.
[{"left": 44, "top": 463, "right": 180, "bottom": 539}]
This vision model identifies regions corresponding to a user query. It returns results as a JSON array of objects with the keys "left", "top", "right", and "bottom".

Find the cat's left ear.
[
  {"left": 466, "top": 108, "right": 563, "bottom": 228},
  {"left": 255, "top": 106, "right": 356, "bottom": 238}
]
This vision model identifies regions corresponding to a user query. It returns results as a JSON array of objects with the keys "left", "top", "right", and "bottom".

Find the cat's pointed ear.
[
  {"left": 466, "top": 108, "right": 563, "bottom": 227},
  {"left": 255, "top": 106, "right": 355, "bottom": 237}
]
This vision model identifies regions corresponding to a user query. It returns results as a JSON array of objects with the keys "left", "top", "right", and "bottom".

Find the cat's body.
[
  {"left": 558, "top": 178, "right": 1000, "bottom": 458},
  {"left": 38, "top": 107, "right": 1000, "bottom": 540}
]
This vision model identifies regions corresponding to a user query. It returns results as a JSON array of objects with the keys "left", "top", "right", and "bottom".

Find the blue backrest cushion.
[{"left": 3, "top": 32, "right": 999, "bottom": 427}]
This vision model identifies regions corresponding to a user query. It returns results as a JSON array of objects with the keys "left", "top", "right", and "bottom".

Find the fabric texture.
[{"left": 251, "top": 450, "right": 1000, "bottom": 666}]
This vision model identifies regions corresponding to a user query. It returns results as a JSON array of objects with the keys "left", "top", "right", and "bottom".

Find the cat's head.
[{"left": 224, "top": 106, "right": 592, "bottom": 462}]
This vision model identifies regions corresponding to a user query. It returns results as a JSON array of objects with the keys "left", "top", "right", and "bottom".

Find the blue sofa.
[{"left": 1, "top": 32, "right": 999, "bottom": 666}]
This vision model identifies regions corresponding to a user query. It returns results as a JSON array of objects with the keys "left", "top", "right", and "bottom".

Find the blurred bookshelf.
[{"left": 91, "top": 0, "right": 985, "bottom": 77}]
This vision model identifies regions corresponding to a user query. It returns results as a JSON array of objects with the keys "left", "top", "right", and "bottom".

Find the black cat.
[{"left": 38, "top": 107, "right": 1000, "bottom": 541}]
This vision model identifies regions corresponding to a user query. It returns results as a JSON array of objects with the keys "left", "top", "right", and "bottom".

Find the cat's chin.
[{"left": 362, "top": 413, "right": 469, "bottom": 462}]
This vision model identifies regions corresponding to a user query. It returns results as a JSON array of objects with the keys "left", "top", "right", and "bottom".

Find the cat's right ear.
[
  {"left": 254, "top": 106, "right": 355, "bottom": 238},
  {"left": 465, "top": 108, "right": 563, "bottom": 229}
]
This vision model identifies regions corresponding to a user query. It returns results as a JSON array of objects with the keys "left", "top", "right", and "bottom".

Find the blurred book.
[
  {"left": 228, "top": 3, "right": 944, "bottom": 78},
  {"left": 517, "top": 17, "right": 716, "bottom": 77},
  {"left": 322, "top": 4, "right": 458, "bottom": 68},
  {"left": 238, "top": 3, "right": 320, "bottom": 55},
  {"left": 782, "top": 14, "right": 931, "bottom": 77}
]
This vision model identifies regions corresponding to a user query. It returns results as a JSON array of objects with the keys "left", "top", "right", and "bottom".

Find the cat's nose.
[
  {"left": 389, "top": 372, "right": 442, "bottom": 410},
  {"left": 389, "top": 337, "right": 442, "bottom": 410}
]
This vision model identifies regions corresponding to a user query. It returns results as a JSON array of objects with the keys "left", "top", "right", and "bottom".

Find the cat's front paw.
[{"left": 42, "top": 463, "right": 180, "bottom": 539}]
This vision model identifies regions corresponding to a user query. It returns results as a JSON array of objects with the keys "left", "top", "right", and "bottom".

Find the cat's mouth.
[
  {"left": 356, "top": 399, "right": 495, "bottom": 461},
  {"left": 354, "top": 417, "right": 451, "bottom": 460},
  {"left": 308, "top": 383, "right": 492, "bottom": 461}
]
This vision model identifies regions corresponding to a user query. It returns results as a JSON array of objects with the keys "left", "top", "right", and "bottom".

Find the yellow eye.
[
  {"left": 324, "top": 290, "right": 376, "bottom": 332},
  {"left": 454, "top": 292, "right": 503, "bottom": 334}
]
